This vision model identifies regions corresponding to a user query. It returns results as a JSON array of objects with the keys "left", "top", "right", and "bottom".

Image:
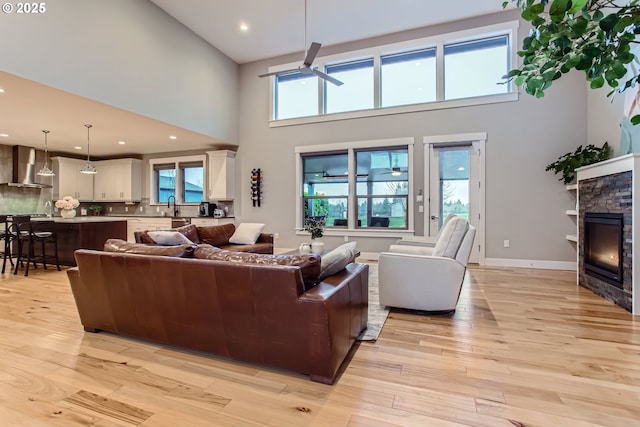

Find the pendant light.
[
  {"left": 79, "top": 124, "right": 97, "bottom": 174},
  {"left": 37, "top": 129, "right": 55, "bottom": 176}
]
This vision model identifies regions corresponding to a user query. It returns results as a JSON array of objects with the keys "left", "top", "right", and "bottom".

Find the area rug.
[{"left": 357, "top": 263, "right": 390, "bottom": 341}]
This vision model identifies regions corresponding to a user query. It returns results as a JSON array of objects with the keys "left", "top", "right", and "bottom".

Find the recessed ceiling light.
[
  {"left": 458, "top": 166, "right": 465, "bottom": 171},
  {"left": 118, "top": 140, "right": 126, "bottom": 145},
  {"left": 74, "top": 146, "right": 82, "bottom": 150},
  {"left": 169, "top": 135, "right": 177, "bottom": 140},
  {"left": 240, "top": 22, "right": 249, "bottom": 31},
  {"left": 0, "top": 88, "right": 5, "bottom": 93},
  {"left": 0, "top": 133, "right": 8, "bottom": 137}
]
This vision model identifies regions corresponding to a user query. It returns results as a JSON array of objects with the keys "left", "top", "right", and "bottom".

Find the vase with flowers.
[
  {"left": 303, "top": 216, "right": 325, "bottom": 254},
  {"left": 55, "top": 195, "right": 80, "bottom": 219}
]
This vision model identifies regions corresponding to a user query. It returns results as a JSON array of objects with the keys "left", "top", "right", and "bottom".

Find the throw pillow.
[
  {"left": 318, "top": 241, "right": 357, "bottom": 281},
  {"left": 229, "top": 223, "right": 265, "bottom": 244},
  {"left": 173, "top": 223, "right": 201, "bottom": 244},
  {"left": 146, "top": 230, "right": 194, "bottom": 246},
  {"left": 432, "top": 216, "right": 469, "bottom": 258}
]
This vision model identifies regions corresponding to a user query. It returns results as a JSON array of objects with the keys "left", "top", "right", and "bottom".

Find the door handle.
[{"left": 430, "top": 215, "right": 439, "bottom": 220}]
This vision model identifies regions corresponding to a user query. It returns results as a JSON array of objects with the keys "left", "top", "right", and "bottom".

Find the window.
[
  {"left": 325, "top": 59, "right": 374, "bottom": 114},
  {"left": 381, "top": 48, "right": 436, "bottom": 107},
  {"left": 270, "top": 21, "right": 518, "bottom": 125},
  {"left": 150, "top": 155, "right": 205, "bottom": 204},
  {"left": 154, "top": 164, "right": 176, "bottom": 204},
  {"left": 302, "top": 152, "right": 349, "bottom": 226},
  {"left": 181, "top": 161, "right": 204, "bottom": 203},
  {"left": 276, "top": 72, "right": 318, "bottom": 120},
  {"left": 355, "top": 148, "right": 409, "bottom": 229},
  {"left": 298, "top": 138, "right": 413, "bottom": 234},
  {"left": 444, "top": 36, "right": 509, "bottom": 100}
]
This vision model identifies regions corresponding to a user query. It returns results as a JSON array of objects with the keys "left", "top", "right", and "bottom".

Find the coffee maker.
[{"left": 198, "top": 202, "right": 217, "bottom": 217}]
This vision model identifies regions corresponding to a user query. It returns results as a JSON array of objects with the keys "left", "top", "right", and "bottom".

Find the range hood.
[{"left": 0, "top": 145, "right": 52, "bottom": 189}]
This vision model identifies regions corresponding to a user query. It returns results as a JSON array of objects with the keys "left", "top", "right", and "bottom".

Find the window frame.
[
  {"left": 295, "top": 137, "right": 415, "bottom": 238},
  {"left": 269, "top": 21, "right": 519, "bottom": 127},
  {"left": 149, "top": 155, "right": 206, "bottom": 205}
]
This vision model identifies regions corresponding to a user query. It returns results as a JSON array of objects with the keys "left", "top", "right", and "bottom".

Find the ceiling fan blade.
[
  {"left": 258, "top": 68, "right": 297, "bottom": 78},
  {"left": 311, "top": 68, "right": 344, "bottom": 86},
  {"left": 304, "top": 42, "right": 322, "bottom": 67}
]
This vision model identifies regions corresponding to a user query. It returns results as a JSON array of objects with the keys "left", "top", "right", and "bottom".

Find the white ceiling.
[
  {"left": 0, "top": 1, "right": 509, "bottom": 157},
  {"left": 149, "top": 0, "right": 509, "bottom": 64}
]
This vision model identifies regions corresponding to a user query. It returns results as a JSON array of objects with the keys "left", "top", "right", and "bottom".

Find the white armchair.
[{"left": 379, "top": 216, "right": 476, "bottom": 313}]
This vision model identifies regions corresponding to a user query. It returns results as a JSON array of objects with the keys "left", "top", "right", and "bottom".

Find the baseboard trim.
[{"left": 484, "top": 258, "right": 576, "bottom": 271}]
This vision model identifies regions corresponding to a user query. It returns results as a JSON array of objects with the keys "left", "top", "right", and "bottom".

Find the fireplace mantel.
[{"left": 577, "top": 154, "right": 638, "bottom": 315}]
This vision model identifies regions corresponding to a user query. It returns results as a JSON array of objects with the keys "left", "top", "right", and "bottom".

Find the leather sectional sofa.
[
  {"left": 135, "top": 223, "right": 274, "bottom": 254},
  {"left": 67, "top": 240, "right": 369, "bottom": 384}
]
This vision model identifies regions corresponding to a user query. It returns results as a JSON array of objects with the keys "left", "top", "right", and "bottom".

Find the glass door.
[{"left": 427, "top": 141, "right": 481, "bottom": 263}]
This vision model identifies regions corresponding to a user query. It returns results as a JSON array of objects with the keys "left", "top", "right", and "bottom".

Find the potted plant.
[
  {"left": 503, "top": 1, "right": 640, "bottom": 124},
  {"left": 546, "top": 142, "right": 611, "bottom": 184},
  {"left": 89, "top": 204, "right": 104, "bottom": 216},
  {"left": 303, "top": 216, "right": 325, "bottom": 254}
]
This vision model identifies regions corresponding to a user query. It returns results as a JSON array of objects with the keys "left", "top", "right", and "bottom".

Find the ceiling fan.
[{"left": 258, "top": 0, "right": 343, "bottom": 86}]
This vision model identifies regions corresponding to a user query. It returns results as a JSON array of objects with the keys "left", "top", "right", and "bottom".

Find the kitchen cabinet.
[
  {"left": 94, "top": 159, "right": 142, "bottom": 202},
  {"left": 207, "top": 150, "right": 235, "bottom": 200},
  {"left": 52, "top": 157, "right": 95, "bottom": 201},
  {"left": 126, "top": 217, "right": 172, "bottom": 242}
]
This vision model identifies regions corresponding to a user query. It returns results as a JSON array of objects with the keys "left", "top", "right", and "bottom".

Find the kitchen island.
[{"left": 31, "top": 217, "right": 127, "bottom": 266}]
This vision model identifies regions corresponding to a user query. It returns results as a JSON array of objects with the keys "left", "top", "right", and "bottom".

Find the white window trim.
[
  {"left": 269, "top": 20, "right": 519, "bottom": 127},
  {"left": 149, "top": 154, "right": 206, "bottom": 205},
  {"left": 295, "top": 137, "right": 415, "bottom": 238}
]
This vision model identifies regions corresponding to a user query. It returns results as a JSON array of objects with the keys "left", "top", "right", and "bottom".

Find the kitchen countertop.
[{"left": 31, "top": 216, "right": 130, "bottom": 223}]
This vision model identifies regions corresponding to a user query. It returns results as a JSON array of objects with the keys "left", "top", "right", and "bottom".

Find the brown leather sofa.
[
  {"left": 134, "top": 223, "right": 274, "bottom": 254},
  {"left": 67, "top": 242, "right": 369, "bottom": 384}
]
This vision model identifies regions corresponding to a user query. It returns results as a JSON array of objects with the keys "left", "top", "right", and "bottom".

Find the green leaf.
[
  {"left": 549, "top": 0, "right": 570, "bottom": 18},
  {"left": 568, "top": 0, "right": 587, "bottom": 14},
  {"left": 631, "top": 114, "right": 640, "bottom": 125},
  {"left": 590, "top": 75, "right": 605, "bottom": 89},
  {"left": 599, "top": 13, "right": 619, "bottom": 32}
]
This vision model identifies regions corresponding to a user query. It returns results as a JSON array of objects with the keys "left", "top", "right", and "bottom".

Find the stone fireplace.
[{"left": 577, "top": 157, "right": 636, "bottom": 314}]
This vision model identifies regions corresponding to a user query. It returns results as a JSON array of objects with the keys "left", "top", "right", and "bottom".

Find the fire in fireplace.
[{"left": 584, "top": 212, "right": 624, "bottom": 287}]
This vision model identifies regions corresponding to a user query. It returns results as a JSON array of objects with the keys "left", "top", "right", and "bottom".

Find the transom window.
[
  {"left": 298, "top": 138, "right": 413, "bottom": 234},
  {"left": 270, "top": 21, "right": 518, "bottom": 124}
]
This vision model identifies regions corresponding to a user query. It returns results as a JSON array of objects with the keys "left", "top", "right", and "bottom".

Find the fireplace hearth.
[{"left": 584, "top": 213, "right": 623, "bottom": 287}]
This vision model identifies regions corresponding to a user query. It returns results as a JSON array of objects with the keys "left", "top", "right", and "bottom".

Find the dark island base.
[{"left": 39, "top": 221, "right": 127, "bottom": 266}]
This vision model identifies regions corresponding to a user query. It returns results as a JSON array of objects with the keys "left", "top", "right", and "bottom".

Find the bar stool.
[
  {"left": 2, "top": 215, "right": 31, "bottom": 274},
  {"left": 0, "top": 215, "right": 13, "bottom": 274},
  {"left": 13, "top": 220, "right": 60, "bottom": 276}
]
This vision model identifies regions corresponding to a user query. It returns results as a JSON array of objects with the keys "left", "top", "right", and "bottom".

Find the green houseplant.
[
  {"left": 546, "top": 141, "right": 611, "bottom": 184},
  {"left": 89, "top": 204, "right": 104, "bottom": 216},
  {"left": 503, "top": 0, "right": 640, "bottom": 123}
]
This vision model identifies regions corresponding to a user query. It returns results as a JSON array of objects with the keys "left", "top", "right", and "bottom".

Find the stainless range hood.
[{"left": 0, "top": 145, "right": 52, "bottom": 189}]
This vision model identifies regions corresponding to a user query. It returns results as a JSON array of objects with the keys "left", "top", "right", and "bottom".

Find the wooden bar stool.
[{"left": 13, "top": 220, "right": 61, "bottom": 276}]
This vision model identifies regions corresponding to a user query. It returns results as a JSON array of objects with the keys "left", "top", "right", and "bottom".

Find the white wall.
[
  {"left": 236, "top": 10, "right": 587, "bottom": 262},
  {"left": 587, "top": 85, "right": 626, "bottom": 156},
  {"left": 0, "top": 0, "right": 238, "bottom": 144}
]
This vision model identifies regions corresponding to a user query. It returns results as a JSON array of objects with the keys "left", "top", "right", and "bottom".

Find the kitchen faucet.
[
  {"left": 44, "top": 200, "right": 52, "bottom": 218},
  {"left": 167, "top": 195, "right": 179, "bottom": 217}
]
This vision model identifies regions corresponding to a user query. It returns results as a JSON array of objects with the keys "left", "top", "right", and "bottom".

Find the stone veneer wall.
[{"left": 578, "top": 170, "right": 632, "bottom": 312}]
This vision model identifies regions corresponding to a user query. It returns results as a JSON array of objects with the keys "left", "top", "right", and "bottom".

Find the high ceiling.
[
  {"left": 0, "top": 1, "right": 509, "bottom": 157},
  {"left": 150, "top": 0, "right": 509, "bottom": 64}
]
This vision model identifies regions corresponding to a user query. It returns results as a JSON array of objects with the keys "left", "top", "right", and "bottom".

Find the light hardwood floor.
[{"left": 1, "top": 264, "right": 639, "bottom": 426}]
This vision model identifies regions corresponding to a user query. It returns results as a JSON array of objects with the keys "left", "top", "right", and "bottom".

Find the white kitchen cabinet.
[
  {"left": 190, "top": 217, "right": 234, "bottom": 227},
  {"left": 206, "top": 150, "right": 235, "bottom": 200},
  {"left": 94, "top": 159, "right": 142, "bottom": 202},
  {"left": 126, "top": 217, "right": 172, "bottom": 242},
  {"left": 52, "top": 157, "right": 95, "bottom": 201}
]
